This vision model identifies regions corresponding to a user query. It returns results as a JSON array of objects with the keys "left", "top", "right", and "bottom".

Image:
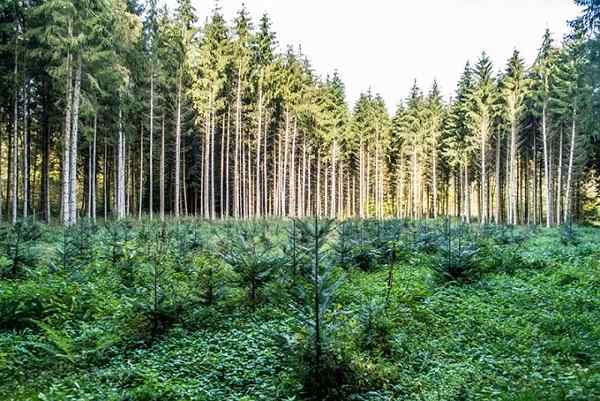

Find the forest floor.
[{"left": 0, "top": 219, "right": 599, "bottom": 401}]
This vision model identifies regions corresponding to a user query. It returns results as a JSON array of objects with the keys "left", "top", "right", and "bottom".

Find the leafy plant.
[
  {"left": 291, "top": 217, "right": 349, "bottom": 401},
  {"left": 219, "top": 223, "right": 282, "bottom": 308},
  {"left": 0, "top": 219, "right": 43, "bottom": 279},
  {"left": 431, "top": 222, "right": 480, "bottom": 283},
  {"left": 190, "top": 251, "right": 231, "bottom": 305},
  {"left": 357, "top": 298, "right": 394, "bottom": 356},
  {"left": 560, "top": 223, "right": 580, "bottom": 246}
]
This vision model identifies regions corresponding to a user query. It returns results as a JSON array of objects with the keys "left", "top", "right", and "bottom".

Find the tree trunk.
[
  {"left": 556, "top": 127, "right": 563, "bottom": 225},
  {"left": 138, "top": 124, "right": 144, "bottom": 219},
  {"left": 480, "top": 122, "right": 487, "bottom": 224},
  {"left": 62, "top": 48, "right": 72, "bottom": 225},
  {"left": 495, "top": 132, "right": 501, "bottom": 223},
  {"left": 91, "top": 114, "right": 97, "bottom": 222},
  {"left": 149, "top": 67, "right": 154, "bottom": 219},
  {"left": 564, "top": 110, "right": 576, "bottom": 223},
  {"left": 255, "top": 77, "right": 262, "bottom": 217},
  {"left": 117, "top": 106, "right": 126, "bottom": 219},
  {"left": 542, "top": 102, "right": 553, "bottom": 226},
  {"left": 159, "top": 115, "right": 165, "bottom": 220},
  {"left": 68, "top": 56, "right": 82, "bottom": 225},
  {"left": 23, "top": 84, "right": 29, "bottom": 218},
  {"left": 174, "top": 75, "right": 182, "bottom": 218}
]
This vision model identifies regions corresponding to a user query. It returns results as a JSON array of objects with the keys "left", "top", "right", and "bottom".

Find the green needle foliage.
[
  {"left": 431, "top": 221, "right": 481, "bottom": 284},
  {"left": 291, "top": 217, "right": 349, "bottom": 401},
  {"left": 0, "top": 219, "right": 43, "bottom": 279},
  {"left": 219, "top": 222, "right": 282, "bottom": 308}
]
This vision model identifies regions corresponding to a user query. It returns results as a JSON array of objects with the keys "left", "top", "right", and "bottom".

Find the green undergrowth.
[{"left": 0, "top": 219, "right": 599, "bottom": 400}]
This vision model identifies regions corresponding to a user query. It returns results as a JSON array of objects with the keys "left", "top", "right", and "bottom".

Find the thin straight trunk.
[
  {"left": 23, "top": 84, "right": 29, "bottom": 218},
  {"left": 359, "top": 140, "right": 364, "bottom": 218},
  {"left": 117, "top": 106, "right": 125, "bottom": 219},
  {"left": 509, "top": 119, "right": 518, "bottom": 224},
  {"left": 275, "top": 130, "right": 282, "bottom": 216},
  {"left": 234, "top": 70, "right": 242, "bottom": 219},
  {"left": 262, "top": 111, "right": 268, "bottom": 216},
  {"left": 225, "top": 107, "right": 231, "bottom": 217},
  {"left": 411, "top": 144, "right": 417, "bottom": 220},
  {"left": 41, "top": 79, "right": 50, "bottom": 222},
  {"left": 62, "top": 40, "right": 72, "bottom": 225},
  {"left": 203, "top": 92, "right": 211, "bottom": 219},
  {"left": 255, "top": 78, "right": 262, "bottom": 217},
  {"left": 307, "top": 155, "right": 312, "bottom": 217},
  {"left": 87, "top": 141, "right": 92, "bottom": 219},
  {"left": 556, "top": 127, "right": 563, "bottom": 225},
  {"left": 211, "top": 108, "right": 216, "bottom": 219},
  {"left": 220, "top": 114, "right": 225, "bottom": 218},
  {"left": 138, "top": 124, "right": 143, "bottom": 219},
  {"left": 330, "top": 140, "right": 337, "bottom": 217},
  {"left": 465, "top": 164, "right": 471, "bottom": 223},
  {"left": 480, "top": 122, "right": 487, "bottom": 224},
  {"left": 104, "top": 138, "right": 108, "bottom": 220},
  {"left": 290, "top": 117, "right": 297, "bottom": 217},
  {"left": 174, "top": 75, "right": 182, "bottom": 218},
  {"left": 432, "top": 143, "right": 438, "bottom": 219},
  {"left": 68, "top": 56, "right": 82, "bottom": 224},
  {"left": 542, "top": 102, "right": 553, "bottom": 226},
  {"left": 282, "top": 109, "right": 290, "bottom": 215},
  {"left": 533, "top": 134, "right": 538, "bottom": 225},
  {"left": 564, "top": 110, "right": 576, "bottom": 222},
  {"left": 182, "top": 151, "right": 188, "bottom": 216},
  {"left": 160, "top": 115, "right": 165, "bottom": 221},
  {"left": 91, "top": 114, "right": 96, "bottom": 222},
  {"left": 149, "top": 67, "right": 154, "bottom": 219},
  {"left": 11, "top": 82, "right": 18, "bottom": 224},
  {"left": 495, "top": 132, "right": 501, "bottom": 223},
  {"left": 301, "top": 138, "right": 307, "bottom": 218},
  {"left": 123, "top": 140, "right": 129, "bottom": 217}
]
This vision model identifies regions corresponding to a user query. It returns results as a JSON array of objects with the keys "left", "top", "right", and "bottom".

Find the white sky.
[{"left": 165, "top": 0, "right": 582, "bottom": 112}]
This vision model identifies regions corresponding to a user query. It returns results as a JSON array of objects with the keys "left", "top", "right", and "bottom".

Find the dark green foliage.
[
  {"left": 0, "top": 219, "right": 43, "bottom": 279},
  {"left": 410, "top": 223, "right": 441, "bottom": 254},
  {"left": 135, "top": 224, "right": 183, "bottom": 339},
  {"left": 1, "top": 220, "right": 600, "bottom": 401},
  {"left": 431, "top": 223, "right": 481, "bottom": 283},
  {"left": 52, "top": 220, "right": 97, "bottom": 275},
  {"left": 357, "top": 299, "right": 394, "bottom": 356},
  {"left": 482, "top": 224, "right": 529, "bottom": 246},
  {"left": 219, "top": 222, "right": 282, "bottom": 308},
  {"left": 100, "top": 221, "right": 135, "bottom": 287},
  {"left": 190, "top": 251, "right": 230, "bottom": 305},
  {"left": 332, "top": 220, "right": 354, "bottom": 269},
  {"left": 291, "top": 218, "right": 350, "bottom": 401},
  {"left": 560, "top": 223, "right": 580, "bottom": 245}
]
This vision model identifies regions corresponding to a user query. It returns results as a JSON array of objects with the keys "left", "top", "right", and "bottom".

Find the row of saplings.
[{"left": 0, "top": 218, "right": 573, "bottom": 400}]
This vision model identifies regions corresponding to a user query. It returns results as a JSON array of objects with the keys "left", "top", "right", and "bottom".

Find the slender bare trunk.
[
  {"left": 23, "top": 85, "right": 29, "bottom": 218},
  {"left": 117, "top": 106, "right": 125, "bottom": 219},
  {"left": 542, "top": 102, "right": 553, "bottom": 226},
  {"left": 174, "top": 75, "right": 182, "bottom": 218},
  {"left": 61, "top": 45, "right": 72, "bottom": 225},
  {"left": 138, "top": 125, "right": 143, "bottom": 219},
  {"left": 160, "top": 115, "right": 165, "bottom": 221},
  {"left": 564, "top": 110, "right": 576, "bottom": 223},
  {"left": 556, "top": 127, "right": 563, "bottom": 225},
  {"left": 149, "top": 66, "right": 154, "bottom": 219}
]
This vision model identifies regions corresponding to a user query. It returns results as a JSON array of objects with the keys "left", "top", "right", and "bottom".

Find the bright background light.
[{"left": 165, "top": 0, "right": 581, "bottom": 111}]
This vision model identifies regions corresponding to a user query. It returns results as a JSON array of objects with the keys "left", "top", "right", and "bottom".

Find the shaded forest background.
[{"left": 1, "top": 0, "right": 600, "bottom": 226}]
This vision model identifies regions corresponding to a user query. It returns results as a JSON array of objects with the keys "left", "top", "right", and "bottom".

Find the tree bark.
[{"left": 542, "top": 102, "right": 553, "bottom": 226}]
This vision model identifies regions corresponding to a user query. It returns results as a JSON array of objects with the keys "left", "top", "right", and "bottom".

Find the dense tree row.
[{"left": 0, "top": 0, "right": 599, "bottom": 226}]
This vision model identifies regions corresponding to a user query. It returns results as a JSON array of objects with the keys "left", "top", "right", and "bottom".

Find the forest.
[
  {"left": 1, "top": 0, "right": 600, "bottom": 400},
  {"left": 0, "top": 0, "right": 599, "bottom": 224}
]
